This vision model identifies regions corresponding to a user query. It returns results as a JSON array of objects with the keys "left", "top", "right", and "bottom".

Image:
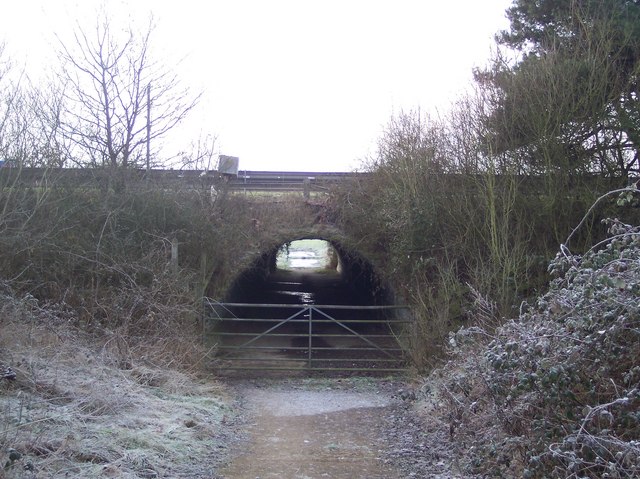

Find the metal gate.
[{"left": 204, "top": 300, "right": 412, "bottom": 373}]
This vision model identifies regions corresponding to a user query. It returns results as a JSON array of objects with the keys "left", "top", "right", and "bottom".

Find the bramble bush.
[{"left": 429, "top": 190, "right": 640, "bottom": 478}]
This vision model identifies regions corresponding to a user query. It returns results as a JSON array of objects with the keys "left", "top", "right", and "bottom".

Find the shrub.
[
  {"left": 428, "top": 191, "right": 640, "bottom": 478},
  {"left": 329, "top": 110, "right": 613, "bottom": 369}
]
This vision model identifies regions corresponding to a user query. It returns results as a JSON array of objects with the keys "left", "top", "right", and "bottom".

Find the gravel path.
[{"left": 218, "top": 377, "right": 466, "bottom": 479}]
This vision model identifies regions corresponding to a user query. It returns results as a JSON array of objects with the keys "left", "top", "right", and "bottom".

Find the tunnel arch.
[
  {"left": 206, "top": 227, "right": 410, "bottom": 373},
  {"left": 221, "top": 230, "right": 398, "bottom": 307}
]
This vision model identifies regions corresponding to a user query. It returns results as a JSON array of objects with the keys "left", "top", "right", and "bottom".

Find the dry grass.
[{"left": 0, "top": 291, "right": 236, "bottom": 479}]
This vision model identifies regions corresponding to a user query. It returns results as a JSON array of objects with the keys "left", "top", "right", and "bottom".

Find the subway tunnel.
[{"left": 209, "top": 238, "right": 409, "bottom": 374}]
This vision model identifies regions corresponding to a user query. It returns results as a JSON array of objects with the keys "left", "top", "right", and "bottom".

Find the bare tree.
[
  {"left": 0, "top": 42, "right": 23, "bottom": 166},
  {"left": 56, "top": 14, "right": 200, "bottom": 169},
  {"left": 178, "top": 132, "right": 219, "bottom": 171}
]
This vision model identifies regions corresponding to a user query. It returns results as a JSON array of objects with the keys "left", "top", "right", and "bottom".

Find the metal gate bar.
[
  {"left": 310, "top": 306, "right": 396, "bottom": 359},
  {"left": 205, "top": 300, "right": 411, "bottom": 373},
  {"left": 228, "top": 306, "right": 308, "bottom": 350}
]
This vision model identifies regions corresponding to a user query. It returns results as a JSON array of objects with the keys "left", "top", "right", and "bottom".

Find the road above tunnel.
[{"left": 218, "top": 377, "right": 462, "bottom": 479}]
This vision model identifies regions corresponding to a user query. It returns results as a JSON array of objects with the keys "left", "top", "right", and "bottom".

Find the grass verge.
[{"left": 0, "top": 285, "right": 237, "bottom": 479}]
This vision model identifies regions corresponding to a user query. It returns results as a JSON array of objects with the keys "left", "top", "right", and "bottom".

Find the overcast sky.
[{"left": 0, "top": 0, "right": 512, "bottom": 172}]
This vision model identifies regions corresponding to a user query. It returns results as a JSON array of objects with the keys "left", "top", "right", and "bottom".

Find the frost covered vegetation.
[
  {"left": 0, "top": 182, "right": 321, "bottom": 477},
  {"left": 328, "top": 1, "right": 640, "bottom": 473},
  {"left": 424, "top": 198, "right": 640, "bottom": 478},
  {"left": 0, "top": 1, "right": 639, "bottom": 475},
  {"left": 0, "top": 281, "right": 236, "bottom": 478}
]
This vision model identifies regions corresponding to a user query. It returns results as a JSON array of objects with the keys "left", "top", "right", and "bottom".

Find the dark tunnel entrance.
[
  {"left": 226, "top": 239, "right": 392, "bottom": 307},
  {"left": 210, "top": 238, "right": 410, "bottom": 374}
]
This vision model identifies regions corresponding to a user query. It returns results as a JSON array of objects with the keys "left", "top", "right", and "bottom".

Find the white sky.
[{"left": 0, "top": 0, "right": 512, "bottom": 171}]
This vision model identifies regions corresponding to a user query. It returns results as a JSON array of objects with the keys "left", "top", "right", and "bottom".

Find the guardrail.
[
  {"left": 0, "top": 167, "right": 362, "bottom": 193},
  {"left": 228, "top": 171, "right": 358, "bottom": 193}
]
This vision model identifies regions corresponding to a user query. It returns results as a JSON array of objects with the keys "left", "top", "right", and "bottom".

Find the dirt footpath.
[{"left": 218, "top": 377, "right": 463, "bottom": 479}]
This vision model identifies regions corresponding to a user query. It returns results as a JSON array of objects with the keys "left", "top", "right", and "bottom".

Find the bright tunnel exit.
[{"left": 276, "top": 239, "right": 340, "bottom": 272}]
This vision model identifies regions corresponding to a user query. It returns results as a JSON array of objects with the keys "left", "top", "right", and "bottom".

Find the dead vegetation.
[
  {"left": 0, "top": 282, "right": 236, "bottom": 479},
  {"left": 0, "top": 180, "right": 281, "bottom": 478},
  {"left": 0, "top": 176, "right": 340, "bottom": 477}
]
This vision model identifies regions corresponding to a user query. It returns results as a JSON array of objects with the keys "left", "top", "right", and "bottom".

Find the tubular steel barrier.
[{"left": 204, "top": 300, "right": 412, "bottom": 373}]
